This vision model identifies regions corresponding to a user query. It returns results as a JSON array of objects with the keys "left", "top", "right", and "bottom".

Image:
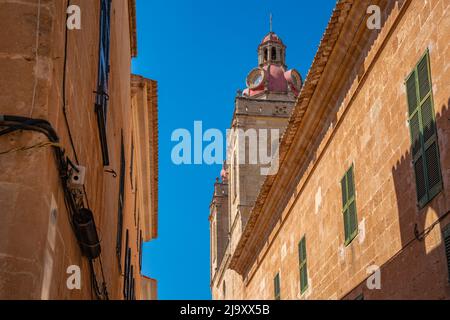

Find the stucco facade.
[
  {"left": 211, "top": 0, "right": 450, "bottom": 300},
  {"left": 0, "top": 0, "right": 158, "bottom": 300}
]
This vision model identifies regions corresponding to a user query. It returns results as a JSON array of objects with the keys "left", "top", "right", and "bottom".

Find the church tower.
[
  {"left": 210, "top": 28, "right": 302, "bottom": 300},
  {"left": 228, "top": 29, "right": 302, "bottom": 266}
]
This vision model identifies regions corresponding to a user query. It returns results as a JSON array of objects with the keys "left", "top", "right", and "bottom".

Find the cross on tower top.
[{"left": 270, "top": 13, "right": 273, "bottom": 33}]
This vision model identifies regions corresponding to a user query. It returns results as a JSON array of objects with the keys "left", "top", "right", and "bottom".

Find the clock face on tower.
[
  {"left": 290, "top": 69, "right": 302, "bottom": 91},
  {"left": 246, "top": 68, "right": 266, "bottom": 90}
]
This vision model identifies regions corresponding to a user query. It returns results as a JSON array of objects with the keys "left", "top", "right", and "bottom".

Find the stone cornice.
[
  {"left": 131, "top": 75, "right": 159, "bottom": 240},
  {"left": 211, "top": 248, "right": 231, "bottom": 287}
]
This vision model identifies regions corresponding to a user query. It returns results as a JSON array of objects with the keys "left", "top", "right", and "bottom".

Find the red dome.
[
  {"left": 266, "top": 65, "right": 287, "bottom": 92},
  {"left": 261, "top": 32, "right": 283, "bottom": 45},
  {"left": 243, "top": 65, "right": 300, "bottom": 97}
]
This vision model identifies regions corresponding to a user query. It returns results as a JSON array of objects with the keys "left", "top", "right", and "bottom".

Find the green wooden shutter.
[
  {"left": 341, "top": 176, "right": 350, "bottom": 241},
  {"left": 406, "top": 51, "right": 442, "bottom": 207},
  {"left": 299, "top": 237, "right": 308, "bottom": 294},
  {"left": 116, "top": 134, "right": 126, "bottom": 263},
  {"left": 274, "top": 273, "right": 280, "bottom": 300},
  {"left": 417, "top": 54, "right": 431, "bottom": 101},
  {"left": 342, "top": 166, "right": 358, "bottom": 245},
  {"left": 406, "top": 72, "right": 418, "bottom": 115}
]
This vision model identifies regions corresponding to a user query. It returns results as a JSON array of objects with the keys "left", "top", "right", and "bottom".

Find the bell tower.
[
  {"left": 210, "top": 25, "right": 303, "bottom": 300},
  {"left": 228, "top": 29, "right": 303, "bottom": 263},
  {"left": 258, "top": 15, "right": 287, "bottom": 68},
  {"left": 258, "top": 32, "right": 287, "bottom": 67}
]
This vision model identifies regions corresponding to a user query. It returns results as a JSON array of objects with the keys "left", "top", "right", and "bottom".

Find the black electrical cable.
[
  {"left": 414, "top": 209, "right": 450, "bottom": 242},
  {"left": 0, "top": 124, "right": 54, "bottom": 142},
  {"left": 0, "top": 119, "right": 75, "bottom": 220},
  {"left": 99, "top": 256, "right": 110, "bottom": 300},
  {"left": 61, "top": 0, "right": 91, "bottom": 211},
  {"left": 0, "top": 118, "right": 109, "bottom": 300},
  {"left": 0, "top": 117, "right": 56, "bottom": 137},
  {"left": 0, "top": 0, "right": 112, "bottom": 299},
  {"left": 0, "top": 117, "right": 59, "bottom": 142},
  {"left": 89, "top": 258, "right": 109, "bottom": 301},
  {"left": 88, "top": 260, "right": 103, "bottom": 300},
  {"left": 62, "top": 0, "right": 78, "bottom": 165},
  {"left": 347, "top": 207, "right": 450, "bottom": 296},
  {"left": 61, "top": 0, "right": 108, "bottom": 299}
]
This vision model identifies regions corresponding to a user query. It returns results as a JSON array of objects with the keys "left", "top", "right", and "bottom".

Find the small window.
[
  {"left": 271, "top": 47, "right": 277, "bottom": 61},
  {"left": 133, "top": 188, "right": 138, "bottom": 226},
  {"left": 136, "top": 215, "right": 140, "bottom": 245},
  {"left": 274, "top": 273, "right": 281, "bottom": 300},
  {"left": 132, "top": 277, "right": 136, "bottom": 300},
  {"left": 130, "top": 136, "right": 135, "bottom": 189},
  {"left": 116, "top": 134, "right": 126, "bottom": 265},
  {"left": 124, "top": 256, "right": 136, "bottom": 300},
  {"left": 124, "top": 263, "right": 135, "bottom": 301},
  {"left": 129, "top": 265, "right": 135, "bottom": 300},
  {"left": 233, "top": 154, "right": 237, "bottom": 201},
  {"left": 139, "top": 230, "right": 143, "bottom": 271},
  {"left": 342, "top": 165, "right": 358, "bottom": 245},
  {"left": 123, "top": 230, "right": 130, "bottom": 299},
  {"left": 298, "top": 236, "right": 308, "bottom": 294},
  {"left": 264, "top": 48, "right": 268, "bottom": 62},
  {"left": 405, "top": 50, "right": 442, "bottom": 207},
  {"left": 443, "top": 225, "right": 450, "bottom": 283},
  {"left": 95, "top": 0, "right": 112, "bottom": 166},
  {"left": 211, "top": 220, "right": 217, "bottom": 262}
]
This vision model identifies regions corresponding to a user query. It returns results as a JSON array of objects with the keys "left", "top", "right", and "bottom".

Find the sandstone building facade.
[
  {"left": 0, "top": 0, "right": 158, "bottom": 300},
  {"left": 210, "top": 0, "right": 450, "bottom": 300}
]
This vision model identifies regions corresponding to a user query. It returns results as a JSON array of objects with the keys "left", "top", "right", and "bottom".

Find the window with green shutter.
[
  {"left": 342, "top": 165, "right": 358, "bottom": 245},
  {"left": 406, "top": 50, "right": 442, "bottom": 208},
  {"left": 274, "top": 273, "right": 280, "bottom": 300},
  {"left": 298, "top": 236, "right": 308, "bottom": 294}
]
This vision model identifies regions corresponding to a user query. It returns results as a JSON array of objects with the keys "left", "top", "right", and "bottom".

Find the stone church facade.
[{"left": 210, "top": 0, "right": 450, "bottom": 300}]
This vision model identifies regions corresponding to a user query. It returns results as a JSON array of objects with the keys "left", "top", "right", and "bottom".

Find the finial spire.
[{"left": 270, "top": 13, "right": 273, "bottom": 33}]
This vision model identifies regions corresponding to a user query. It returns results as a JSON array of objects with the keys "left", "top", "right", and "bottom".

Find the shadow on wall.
[{"left": 346, "top": 98, "right": 450, "bottom": 300}]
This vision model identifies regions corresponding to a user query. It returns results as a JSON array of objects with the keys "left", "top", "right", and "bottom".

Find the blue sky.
[{"left": 132, "top": 0, "right": 336, "bottom": 300}]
